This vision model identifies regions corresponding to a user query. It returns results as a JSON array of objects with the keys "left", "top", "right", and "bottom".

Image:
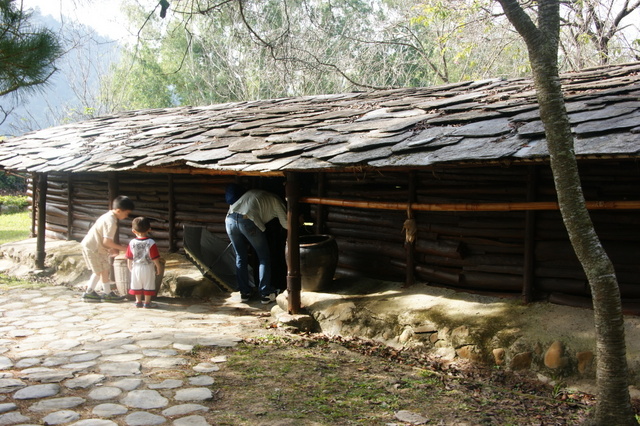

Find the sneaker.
[
  {"left": 240, "top": 293, "right": 251, "bottom": 302},
  {"left": 134, "top": 302, "right": 143, "bottom": 308},
  {"left": 260, "top": 292, "right": 277, "bottom": 305},
  {"left": 82, "top": 290, "right": 102, "bottom": 302},
  {"left": 102, "top": 291, "right": 126, "bottom": 303}
]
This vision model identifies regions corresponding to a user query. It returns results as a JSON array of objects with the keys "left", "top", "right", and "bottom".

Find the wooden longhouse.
[{"left": 1, "top": 62, "right": 639, "bottom": 313}]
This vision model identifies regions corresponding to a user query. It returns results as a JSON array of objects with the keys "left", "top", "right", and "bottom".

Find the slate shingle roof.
[{"left": 1, "top": 62, "right": 639, "bottom": 175}]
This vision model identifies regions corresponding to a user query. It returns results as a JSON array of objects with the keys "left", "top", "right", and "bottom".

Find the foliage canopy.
[{"left": 0, "top": 0, "right": 62, "bottom": 99}]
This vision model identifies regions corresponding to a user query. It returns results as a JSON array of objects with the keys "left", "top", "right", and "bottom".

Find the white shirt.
[
  {"left": 228, "top": 189, "right": 288, "bottom": 231},
  {"left": 80, "top": 211, "right": 117, "bottom": 255}
]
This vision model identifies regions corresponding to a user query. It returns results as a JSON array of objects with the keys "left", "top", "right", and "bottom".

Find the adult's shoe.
[
  {"left": 102, "top": 292, "right": 126, "bottom": 303},
  {"left": 260, "top": 292, "right": 277, "bottom": 305}
]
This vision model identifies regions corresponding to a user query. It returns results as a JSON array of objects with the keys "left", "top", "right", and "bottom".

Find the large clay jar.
[{"left": 299, "top": 234, "right": 338, "bottom": 292}]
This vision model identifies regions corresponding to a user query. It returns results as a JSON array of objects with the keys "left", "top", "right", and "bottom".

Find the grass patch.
[
  {"left": 0, "top": 195, "right": 29, "bottom": 209},
  {"left": 0, "top": 210, "right": 30, "bottom": 245},
  {"left": 0, "top": 273, "right": 47, "bottom": 289}
]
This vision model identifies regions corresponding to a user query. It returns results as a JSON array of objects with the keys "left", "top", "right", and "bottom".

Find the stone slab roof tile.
[
  {"left": 517, "top": 121, "right": 545, "bottom": 138},
  {"left": 574, "top": 133, "right": 640, "bottom": 155},
  {"left": 227, "top": 137, "right": 271, "bottom": 153},
  {"left": 246, "top": 156, "right": 296, "bottom": 172},
  {"left": 391, "top": 135, "right": 462, "bottom": 154},
  {"left": 451, "top": 117, "right": 513, "bottom": 137},
  {"left": 307, "top": 143, "right": 349, "bottom": 160},
  {"left": 330, "top": 146, "right": 393, "bottom": 165},
  {"left": 512, "top": 139, "right": 547, "bottom": 158},
  {"left": 574, "top": 109, "right": 640, "bottom": 135},
  {"left": 54, "top": 155, "right": 92, "bottom": 172},
  {"left": 569, "top": 102, "right": 639, "bottom": 124},
  {"left": 217, "top": 152, "right": 269, "bottom": 166},
  {"left": 346, "top": 132, "right": 411, "bottom": 152},
  {"left": 183, "top": 147, "right": 234, "bottom": 163},
  {"left": 283, "top": 156, "right": 335, "bottom": 170},
  {"left": 255, "top": 142, "right": 315, "bottom": 159},
  {"left": 369, "top": 151, "right": 434, "bottom": 168},
  {"left": 429, "top": 136, "right": 522, "bottom": 163},
  {"left": 248, "top": 126, "right": 300, "bottom": 137},
  {"left": 356, "top": 108, "right": 425, "bottom": 122},
  {"left": 265, "top": 129, "right": 332, "bottom": 143},
  {"left": 427, "top": 109, "right": 502, "bottom": 125}
]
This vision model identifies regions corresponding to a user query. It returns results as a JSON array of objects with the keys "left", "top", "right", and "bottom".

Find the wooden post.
[
  {"left": 107, "top": 172, "right": 119, "bottom": 244},
  {"left": 66, "top": 174, "right": 74, "bottom": 241},
  {"left": 315, "top": 173, "right": 326, "bottom": 234},
  {"left": 36, "top": 173, "right": 47, "bottom": 269},
  {"left": 286, "top": 172, "right": 302, "bottom": 314},
  {"left": 30, "top": 173, "right": 37, "bottom": 238},
  {"left": 168, "top": 174, "right": 177, "bottom": 252},
  {"left": 523, "top": 166, "right": 537, "bottom": 303},
  {"left": 107, "top": 172, "right": 118, "bottom": 206},
  {"left": 405, "top": 171, "right": 417, "bottom": 287},
  {"left": 107, "top": 173, "right": 119, "bottom": 282}
]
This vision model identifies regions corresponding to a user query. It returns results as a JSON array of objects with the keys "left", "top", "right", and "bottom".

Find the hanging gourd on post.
[
  {"left": 403, "top": 205, "right": 417, "bottom": 244},
  {"left": 402, "top": 204, "right": 417, "bottom": 288}
]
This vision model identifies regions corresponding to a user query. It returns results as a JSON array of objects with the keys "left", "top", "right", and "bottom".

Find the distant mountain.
[{"left": 0, "top": 10, "right": 120, "bottom": 138}]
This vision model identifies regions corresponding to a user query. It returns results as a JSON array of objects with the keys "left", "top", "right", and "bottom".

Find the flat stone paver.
[
  {"left": 162, "top": 403, "right": 209, "bottom": 416},
  {"left": 124, "top": 411, "right": 166, "bottom": 425},
  {"left": 0, "top": 285, "right": 274, "bottom": 425},
  {"left": 173, "top": 415, "right": 210, "bottom": 426},
  {"left": 188, "top": 376, "right": 214, "bottom": 386},
  {"left": 92, "top": 403, "right": 128, "bottom": 417},
  {"left": 88, "top": 386, "right": 122, "bottom": 400},
  {"left": 29, "top": 396, "right": 87, "bottom": 412},
  {"left": 42, "top": 409, "right": 81, "bottom": 425},
  {"left": 0, "top": 411, "right": 31, "bottom": 424},
  {"left": 13, "top": 383, "right": 60, "bottom": 399},
  {"left": 174, "top": 387, "right": 213, "bottom": 402},
  {"left": 148, "top": 379, "right": 183, "bottom": 389}
]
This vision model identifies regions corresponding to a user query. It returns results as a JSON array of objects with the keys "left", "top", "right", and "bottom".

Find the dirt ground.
[{"left": 184, "top": 333, "right": 604, "bottom": 425}]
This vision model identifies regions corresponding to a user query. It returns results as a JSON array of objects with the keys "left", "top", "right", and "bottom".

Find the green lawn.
[{"left": 0, "top": 210, "right": 30, "bottom": 245}]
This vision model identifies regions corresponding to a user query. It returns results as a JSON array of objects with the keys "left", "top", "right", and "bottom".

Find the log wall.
[
  {"left": 313, "top": 161, "right": 640, "bottom": 307},
  {"left": 36, "top": 160, "right": 640, "bottom": 308},
  {"left": 42, "top": 172, "right": 238, "bottom": 250}
]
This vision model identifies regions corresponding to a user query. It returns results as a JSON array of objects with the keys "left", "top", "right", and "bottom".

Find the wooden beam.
[{"left": 300, "top": 197, "right": 640, "bottom": 212}]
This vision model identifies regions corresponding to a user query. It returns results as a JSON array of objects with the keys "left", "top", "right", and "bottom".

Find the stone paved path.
[{"left": 0, "top": 285, "right": 275, "bottom": 425}]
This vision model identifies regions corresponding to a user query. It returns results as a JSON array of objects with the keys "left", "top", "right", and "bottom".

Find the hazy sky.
[{"left": 21, "top": 0, "right": 130, "bottom": 40}]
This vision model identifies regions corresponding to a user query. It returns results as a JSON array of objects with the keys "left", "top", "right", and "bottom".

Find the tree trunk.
[{"left": 497, "top": 1, "right": 635, "bottom": 424}]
